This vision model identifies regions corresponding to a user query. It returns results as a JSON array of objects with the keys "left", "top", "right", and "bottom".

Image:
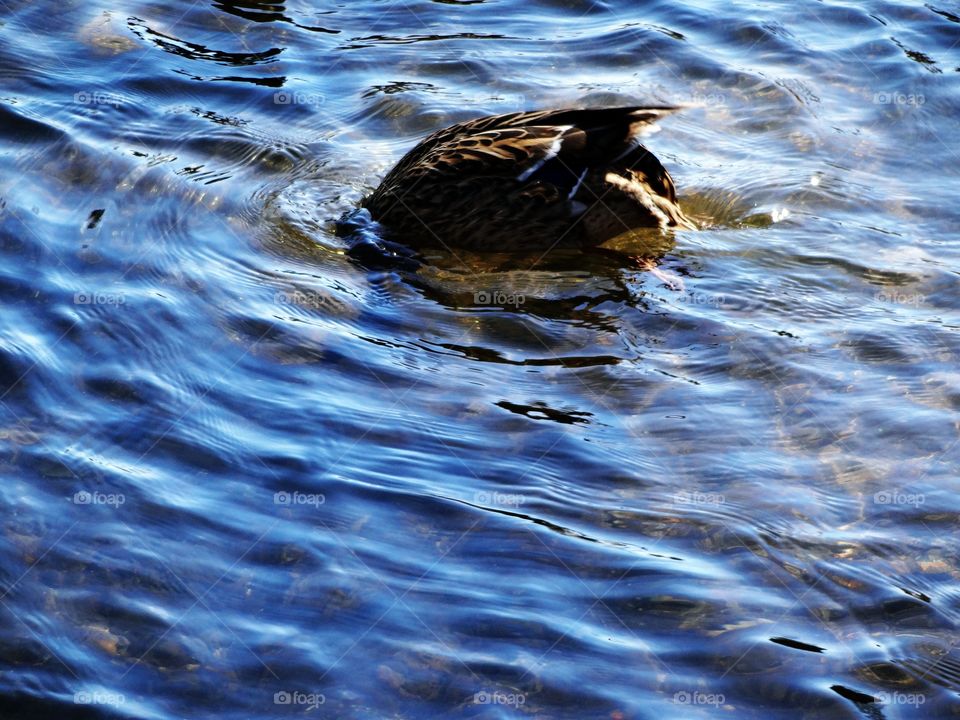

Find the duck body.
[{"left": 359, "top": 106, "right": 692, "bottom": 252}]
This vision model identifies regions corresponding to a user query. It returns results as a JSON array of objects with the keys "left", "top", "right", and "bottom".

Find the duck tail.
[
  {"left": 539, "top": 106, "right": 681, "bottom": 167},
  {"left": 626, "top": 106, "right": 681, "bottom": 140}
]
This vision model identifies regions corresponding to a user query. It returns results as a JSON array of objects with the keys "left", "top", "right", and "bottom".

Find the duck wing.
[
  {"left": 362, "top": 106, "right": 687, "bottom": 248},
  {"left": 372, "top": 106, "right": 681, "bottom": 199}
]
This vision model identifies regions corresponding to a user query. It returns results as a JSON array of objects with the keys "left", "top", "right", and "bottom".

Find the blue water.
[{"left": 1, "top": 0, "right": 959, "bottom": 717}]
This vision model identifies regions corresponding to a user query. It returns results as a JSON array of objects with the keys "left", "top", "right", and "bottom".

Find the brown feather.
[{"left": 362, "top": 106, "right": 692, "bottom": 251}]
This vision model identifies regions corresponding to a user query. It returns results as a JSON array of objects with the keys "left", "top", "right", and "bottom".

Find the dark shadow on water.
[
  {"left": 127, "top": 17, "right": 284, "bottom": 67},
  {"left": 212, "top": 0, "right": 341, "bottom": 33}
]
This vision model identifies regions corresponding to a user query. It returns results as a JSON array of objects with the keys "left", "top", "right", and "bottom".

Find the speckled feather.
[{"left": 362, "top": 106, "right": 694, "bottom": 251}]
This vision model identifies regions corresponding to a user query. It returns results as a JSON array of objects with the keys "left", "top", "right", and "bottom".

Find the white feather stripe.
[
  {"left": 567, "top": 168, "right": 588, "bottom": 200},
  {"left": 516, "top": 126, "right": 572, "bottom": 181},
  {"left": 604, "top": 172, "right": 670, "bottom": 227}
]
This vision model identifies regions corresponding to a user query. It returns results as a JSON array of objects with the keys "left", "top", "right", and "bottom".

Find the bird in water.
[{"left": 340, "top": 105, "right": 694, "bottom": 267}]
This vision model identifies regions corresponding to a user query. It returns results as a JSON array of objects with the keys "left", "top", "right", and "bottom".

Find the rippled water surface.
[{"left": 2, "top": 0, "right": 960, "bottom": 717}]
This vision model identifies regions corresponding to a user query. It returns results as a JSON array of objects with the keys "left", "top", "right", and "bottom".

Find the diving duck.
[{"left": 355, "top": 105, "right": 693, "bottom": 254}]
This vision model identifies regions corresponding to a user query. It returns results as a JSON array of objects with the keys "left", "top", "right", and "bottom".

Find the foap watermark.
[
  {"left": 274, "top": 490, "right": 325, "bottom": 508},
  {"left": 686, "top": 91, "right": 727, "bottom": 107},
  {"left": 673, "top": 490, "right": 725, "bottom": 507},
  {"left": 875, "top": 291, "right": 925, "bottom": 307},
  {"left": 474, "top": 290, "right": 525, "bottom": 307},
  {"left": 74, "top": 291, "right": 125, "bottom": 306},
  {"left": 73, "top": 490, "right": 125, "bottom": 508},
  {"left": 673, "top": 690, "right": 725, "bottom": 707},
  {"left": 874, "top": 490, "right": 924, "bottom": 507},
  {"left": 490, "top": 93, "right": 527, "bottom": 110},
  {"left": 874, "top": 92, "right": 925, "bottom": 106},
  {"left": 473, "top": 690, "right": 526, "bottom": 706},
  {"left": 273, "top": 91, "right": 325, "bottom": 107},
  {"left": 273, "top": 691, "right": 325, "bottom": 709},
  {"left": 275, "top": 290, "right": 334, "bottom": 309},
  {"left": 474, "top": 490, "right": 526, "bottom": 508},
  {"left": 676, "top": 292, "right": 726, "bottom": 308},
  {"left": 74, "top": 690, "right": 125, "bottom": 707},
  {"left": 73, "top": 91, "right": 121, "bottom": 107},
  {"left": 877, "top": 691, "right": 925, "bottom": 707}
]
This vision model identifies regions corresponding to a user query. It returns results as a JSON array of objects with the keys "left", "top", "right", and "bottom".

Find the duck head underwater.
[{"left": 338, "top": 105, "right": 694, "bottom": 269}]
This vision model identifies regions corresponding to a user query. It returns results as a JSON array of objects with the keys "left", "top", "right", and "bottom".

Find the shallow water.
[{"left": 1, "top": 0, "right": 960, "bottom": 718}]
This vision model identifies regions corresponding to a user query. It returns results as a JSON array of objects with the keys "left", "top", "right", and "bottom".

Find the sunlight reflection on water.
[{"left": 0, "top": 0, "right": 959, "bottom": 717}]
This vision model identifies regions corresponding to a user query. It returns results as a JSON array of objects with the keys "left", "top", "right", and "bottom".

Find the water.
[{"left": 1, "top": 0, "right": 959, "bottom": 717}]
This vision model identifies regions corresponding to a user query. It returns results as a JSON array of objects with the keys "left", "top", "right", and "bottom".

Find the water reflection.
[
  {"left": 128, "top": 18, "right": 284, "bottom": 67},
  {"left": 2, "top": 0, "right": 960, "bottom": 717},
  {"left": 213, "top": 0, "right": 340, "bottom": 33}
]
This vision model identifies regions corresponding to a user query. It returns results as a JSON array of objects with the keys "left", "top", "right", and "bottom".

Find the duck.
[{"left": 353, "top": 105, "right": 694, "bottom": 255}]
